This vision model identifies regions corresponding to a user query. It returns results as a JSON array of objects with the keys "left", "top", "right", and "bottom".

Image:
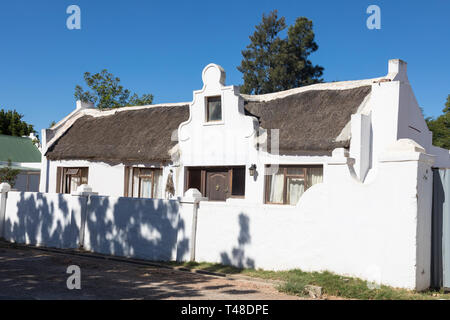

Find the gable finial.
[{"left": 202, "top": 63, "right": 226, "bottom": 87}]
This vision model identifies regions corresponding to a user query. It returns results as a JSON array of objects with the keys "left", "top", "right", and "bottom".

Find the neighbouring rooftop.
[{"left": 0, "top": 134, "right": 41, "bottom": 163}]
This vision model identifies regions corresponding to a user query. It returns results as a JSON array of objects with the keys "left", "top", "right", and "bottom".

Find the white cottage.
[
  {"left": 40, "top": 59, "right": 449, "bottom": 202},
  {"left": 36, "top": 59, "right": 450, "bottom": 290}
]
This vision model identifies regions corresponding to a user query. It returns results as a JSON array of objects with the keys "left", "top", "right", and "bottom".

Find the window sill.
[
  {"left": 203, "top": 121, "right": 224, "bottom": 126},
  {"left": 226, "top": 197, "right": 246, "bottom": 203},
  {"left": 263, "top": 203, "right": 297, "bottom": 208}
]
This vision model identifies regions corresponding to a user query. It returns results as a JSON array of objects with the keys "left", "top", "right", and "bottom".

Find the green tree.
[
  {"left": 74, "top": 69, "right": 154, "bottom": 109},
  {"left": 426, "top": 94, "right": 450, "bottom": 149},
  {"left": 238, "top": 10, "right": 323, "bottom": 95},
  {"left": 0, "top": 160, "right": 21, "bottom": 187},
  {"left": 0, "top": 109, "right": 35, "bottom": 137},
  {"left": 446, "top": 94, "right": 450, "bottom": 114}
]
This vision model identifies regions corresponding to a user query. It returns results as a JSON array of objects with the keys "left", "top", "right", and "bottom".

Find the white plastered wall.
[
  {"left": 177, "top": 64, "right": 258, "bottom": 201},
  {"left": 178, "top": 64, "right": 257, "bottom": 167},
  {"left": 350, "top": 59, "right": 449, "bottom": 183},
  {"left": 396, "top": 81, "right": 450, "bottom": 168},
  {"left": 194, "top": 142, "right": 434, "bottom": 290}
]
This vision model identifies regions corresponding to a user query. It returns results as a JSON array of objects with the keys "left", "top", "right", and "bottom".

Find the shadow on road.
[{"left": 0, "top": 243, "right": 292, "bottom": 300}]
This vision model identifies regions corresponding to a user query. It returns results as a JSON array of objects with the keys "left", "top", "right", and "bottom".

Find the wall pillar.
[
  {"left": 350, "top": 113, "right": 372, "bottom": 181},
  {"left": 379, "top": 139, "right": 435, "bottom": 291},
  {"left": 178, "top": 189, "right": 207, "bottom": 262},
  {"left": 0, "top": 183, "right": 11, "bottom": 239},
  {"left": 71, "top": 184, "right": 98, "bottom": 248}
]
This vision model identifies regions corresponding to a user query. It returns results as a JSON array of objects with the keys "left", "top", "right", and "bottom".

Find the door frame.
[{"left": 185, "top": 166, "right": 246, "bottom": 201}]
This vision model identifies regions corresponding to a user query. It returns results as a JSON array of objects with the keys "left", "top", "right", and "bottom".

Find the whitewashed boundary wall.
[
  {"left": 0, "top": 140, "right": 435, "bottom": 290},
  {"left": 0, "top": 188, "right": 196, "bottom": 262},
  {"left": 194, "top": 142, "right": 434, "bottom": 291},
  {"left": 83, "top": 196, "right": 188, "bottom": 261},
  {"left": 2, "top": 191, "right": 85, "bottom": 249}
]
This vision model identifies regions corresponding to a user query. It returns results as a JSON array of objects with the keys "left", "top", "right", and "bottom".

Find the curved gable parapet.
[{"left": 178, "top": 64, "right": 258, "bottom": 166}]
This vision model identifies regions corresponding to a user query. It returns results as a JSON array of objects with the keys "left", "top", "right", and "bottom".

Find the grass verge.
[{"left": 165, "top": 261, "right": 448, "bottom": 300}]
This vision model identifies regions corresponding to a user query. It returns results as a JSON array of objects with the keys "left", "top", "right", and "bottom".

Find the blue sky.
[{"left": 0, "top": 0, "right": 449, "bottom": 135}]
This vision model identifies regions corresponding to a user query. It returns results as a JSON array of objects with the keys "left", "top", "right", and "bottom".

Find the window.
[
  {"left": 206, "top": 96, "right": 222, "bottom": 122},
  {"left": 185, "top": 167, "right": 245, "bottom": 201},
  {"left": 56, "top": 167, "right": 88, "bottom": 194},
  {"left": 186, "top": 168, "right": 202, "bottom": 192},
  {"left": 265, "top": 166, "right": 323, "bottom": 205},
  {"left": 124, "top": 167, "right": 163, "bottom": 199},
  {"left": 231, "top": 167, "right": 245, "bottom": 197},
  {"left": 14, "top": 172, "right": 40, "bottom": 192}
]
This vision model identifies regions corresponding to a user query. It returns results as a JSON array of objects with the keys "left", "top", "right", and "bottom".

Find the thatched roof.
[
  {"left": 243, "top": 86, "right": 372, "bottom": 155},
  {"left": 46, "top": 85, "right": 371, "bottom": 162},
  {"left": 46, "top": 105, "right": 189, "bottom": 162}
]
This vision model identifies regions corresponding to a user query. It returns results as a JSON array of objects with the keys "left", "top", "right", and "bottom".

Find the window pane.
[
  {"left": 66, "top": 168, "right": 79, "bottom": 175},
  {"left": 187, "top": 169, "right": 202, "bottom": 192},
  {"left": 140, "top": 177, "right": 152, "bottom": 198},
  {"left": 287, "top": 177, "right": 305, "bottom": 205},
  {"left": 153, "top": 170, "right": 164, "bottom": 199},
  {"left": 28, "top": 174, "right": 40, "bottom": 192},
  {"left": 132, "top": 168, "right": 140, "bottom": 197},
  {"left": 80, "top": 168, "right": 89, "bottom": 185},
  {"left": 64, "top": 175, "right": 70, "bottom": 193},
  {"left": 286, "top": 167, "right": 304, "bottom": 175},
  {"left": 207, "top": 97, "right": 222, "bottom": 121},
  {"left": 70, "top": 176, "right": 81, "bottom": 194},
  {"left": 308, "top": 167, "right": 323, "bottom": 186},
  {"left": 139, "top": 168, "right": 153, "bottom": 176},
  {"left": 231, "top": 167, "right": 245, "bottom": 196},
  {"left": 268, "top": 171, "right": 284, "bottom": 203}
]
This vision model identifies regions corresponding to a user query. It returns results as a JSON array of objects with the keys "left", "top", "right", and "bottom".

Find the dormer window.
[{"left": 206, "top": 96, "right": 222, "bottom": 122}]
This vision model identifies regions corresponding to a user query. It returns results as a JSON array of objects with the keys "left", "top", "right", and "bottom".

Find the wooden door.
[{"left": 206, "top": 170, "right": 229, "bottom": 201}]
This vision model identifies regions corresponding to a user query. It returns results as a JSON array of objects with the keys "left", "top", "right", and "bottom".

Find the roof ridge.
[
  {"left": 240, "top": 78, "right": 381, "bottom": 103},
  {"left": 0, "top": 134, "right": 33, "bottom": 140},
  {"left": 82, "top": 102, "right": 190, "bottom": 118},
  {"left": 49, "top": 102, "right": 190, "bottom": 130}
]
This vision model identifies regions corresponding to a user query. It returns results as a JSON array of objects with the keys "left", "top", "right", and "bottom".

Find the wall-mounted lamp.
[{"left": 249, "top": 164, "right": 257, "bottom": 177}]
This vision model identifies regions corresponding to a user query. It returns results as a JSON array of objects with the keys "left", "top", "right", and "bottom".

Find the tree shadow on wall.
[
  {"left": 84, "top": 195, "right": 189, "bottom": 262},
  {"left": 220, "top": 213, "right": 255, "bottom": 269},
  {"left": 4, "top": 192, "right": 84, "bottom": 249},
  {"left": 1, "top": 194, "right": 263, "bottom": 299},
  {"left": 3, "top": 192, "right": 190, "bottom": 263}
]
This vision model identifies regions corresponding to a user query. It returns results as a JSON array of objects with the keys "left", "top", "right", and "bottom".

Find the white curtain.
[
  {"left": 140, "top": 178, "right": 152, "bottom": 198},
  {"left": 153, "top": 170, "right": 164, "bottom": 199},
  {"left": 132, "top": 168, "right": 140, "bottom": 198},
  {"left": 269, "top": 172, "right": 284, "bottom": 203},
  {"left": 70, "top": 176, "right": 80, "bottom": 194},
  {"left": 287, "top": 177, "right": 305, "bottom": 205},
  {"left": 308, "top": 167, "right": 323, "bottom": 185}
]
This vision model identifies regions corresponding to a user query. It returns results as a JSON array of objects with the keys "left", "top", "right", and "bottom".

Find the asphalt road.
[{"left": 0, "top": 243, "right": 301, "bottom": 300}]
